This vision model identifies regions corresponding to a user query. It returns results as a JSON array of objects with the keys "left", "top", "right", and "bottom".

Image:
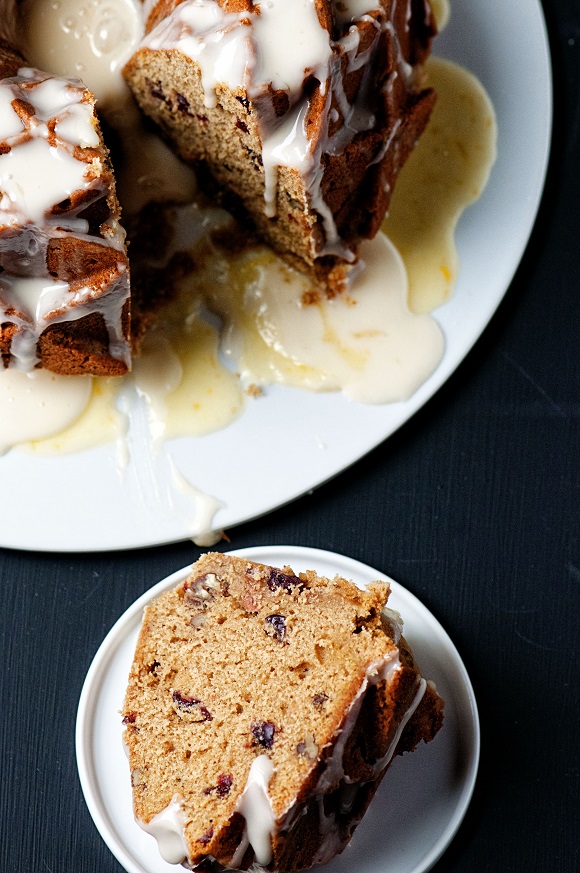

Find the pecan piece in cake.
[
  {"left": 297, "top": 733, "right": 319, "bottom": 760},
  {"left": 184, "top": 573, "right": 222, "bottom": 609}
]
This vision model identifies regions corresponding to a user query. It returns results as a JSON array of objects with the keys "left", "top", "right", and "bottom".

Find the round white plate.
[
  {"left": 0, "top": 0, "right": 552, "bottom": 552},
  {"left": 76, "top": 546, "right": 480, "bottom": 873}
]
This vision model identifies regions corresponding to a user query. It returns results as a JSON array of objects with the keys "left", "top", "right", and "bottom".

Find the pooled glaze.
[
  {"left": 24, "top": 0, "right": 144, "bottom": 108},
  {"left": 0, "top": 368, "right": 92, "bottom": 454},
  {"left": 205, "top": 232, "right": 443, "bottom": 404},
  {"left": 383, "top": 57, "right": 497, "bottom": 313}
]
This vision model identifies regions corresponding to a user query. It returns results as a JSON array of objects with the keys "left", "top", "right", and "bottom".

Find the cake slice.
[
  {"left": 123, "top": 0, "right": 437, "bottom": 295},
  {"left": 122, "top": 552, "right": 443, "bottom": 871},
  {"left": 0, "top": 42, "right": 131, "bottom": 375}
]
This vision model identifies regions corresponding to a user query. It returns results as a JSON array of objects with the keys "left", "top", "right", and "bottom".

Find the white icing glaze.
[
  {"left": 251, "top": 0, "right": 333, "bottom": 96},
  {"left": 138, "top": 794, "right": 191, "bottom": 865},
  {"left": 0, "top": 71, "right": 103, "bottom": 222},
  {"left": 142, "top": 753, "right": 276, "bottom": 870},
  {"left": 148, "top": 2, "right": 251, "bottom": 110},
  {"left": 147, "top": 0, "right": 332, "bottom": 105},
  {"left": 335, "top": 0, "right": 382, "bottom": 25},
  {"left": 108, "top": 363, "right": 231, "bottom": 545},
  {"left": 0, "top": 67, "right": 130, "bottom": 371},
  {"left": 260, "top": 99, "right": 312, "bottom": 219},
  {"left": 168, "top": 457, "right": 226, "bottom": 547},
  {"left": 370, "top": 676, "right": 426, "bottom": 774},
  {"left": 0, "top": 137, "right": 93, "bottom": 224},
  {"left": 381, "top": 605, "right": 404, "bottom": 644},
  {"left": 0, "top": 275, "right": 71, "bottom": 324},
  {"left": 0, "top": 264, "right": 129, "bottom": 372},
  {"left": 55, "top": 102, "right": 100, "bottom": 148},
  {"left": 235, "top": 754, "right": 276, "bottom": 867},
  {"left": 0, "top": 85, "right": 25, "bottom": 138}
]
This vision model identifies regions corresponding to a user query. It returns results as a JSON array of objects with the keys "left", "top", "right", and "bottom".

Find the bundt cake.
[
  {"left": 0, "top": 40, "right": 130, "bottom": 376},
  {"left": 123, "top": 0, "right": 437, "bottom": 295},
  {"left": 122, "top": 552, "right": 444, "bottom": 871},
  {"left": 1, "top": 0, "right": 438, "bottom": 374}
]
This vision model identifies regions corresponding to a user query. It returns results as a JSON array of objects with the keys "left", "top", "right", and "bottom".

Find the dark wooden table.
[{"left": 1, "top": 1, "right": 578, "bottom": 870}]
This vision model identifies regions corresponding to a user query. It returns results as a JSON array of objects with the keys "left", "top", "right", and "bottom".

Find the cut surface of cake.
[
  {"left": 0, "top": 42, "right": 131, "bottom": 376},
  {"left": 122, "top": 552, "right": 444, "bottom": 871},
  {"left": 123, "top": 0, "right": 437, "bottom": 295}
]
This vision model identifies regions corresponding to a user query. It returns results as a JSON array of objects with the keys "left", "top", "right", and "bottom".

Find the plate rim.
[{"left": 76, "top": 545, "right": 480, "bottom": 873}]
